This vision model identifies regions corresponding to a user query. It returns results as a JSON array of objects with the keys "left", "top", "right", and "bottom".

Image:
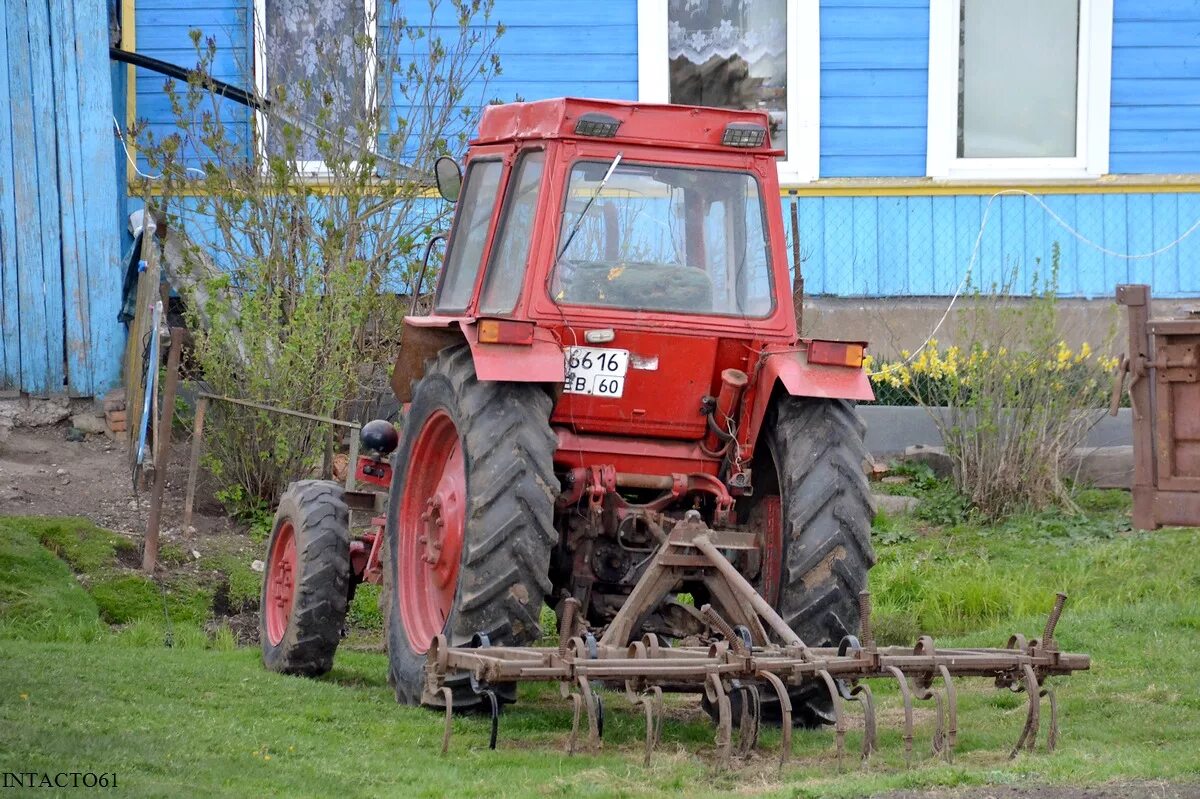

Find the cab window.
[
  {"left": 436, "top": 159, "right": 504, "bottom": 312},
  {"left": 479, "top": 151, "right": 546, "bottom": 314}
]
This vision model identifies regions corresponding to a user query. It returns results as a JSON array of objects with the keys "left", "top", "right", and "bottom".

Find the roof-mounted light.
[
  {"left": 575, "top": 112, "right": 621, "bottom": 138},
  {"left": 721, "top": 122, "right": 768, "bottom": 148}
]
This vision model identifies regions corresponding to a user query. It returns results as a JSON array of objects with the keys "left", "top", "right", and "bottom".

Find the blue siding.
[
  {"left": 1110, "top": 0, "right": 1200, "bottom": 173},
  {"left": 819, "top": 0, "right": 929, "bottom": 178},
  {"left": 791, "top": 191, "right": 1200, "bottom": 299},
  {"left": 133, "top": 0, "right": 250, "bottom": 171},
  {"left": 1, "top": 0, "right": 123, "bottom": 395}
]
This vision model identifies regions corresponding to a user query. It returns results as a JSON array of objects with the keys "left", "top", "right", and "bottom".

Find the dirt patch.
[
  {"left": 0, "top": 425, "right": 236, "bottom": 542},
  {"left": 801, "top": 545, "right": 846, "bottom": 590},
  {"left": 872, "top": 781, "right": 1200, "bottom": 799}
]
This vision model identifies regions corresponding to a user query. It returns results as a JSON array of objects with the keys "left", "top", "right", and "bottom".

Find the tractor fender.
[
  {"left": 391, "top": 317, "right": 565, "bottom": 403},
  {"left": 460, "top": 320, "right": 565, "bottom": 383},
  {"left": 746, "top": 350, "right": 875, "bottom": 447}
]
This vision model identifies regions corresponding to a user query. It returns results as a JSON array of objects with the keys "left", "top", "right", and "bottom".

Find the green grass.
[{"left": 2, "top": 498, "right": 1199, "bottom": 797}]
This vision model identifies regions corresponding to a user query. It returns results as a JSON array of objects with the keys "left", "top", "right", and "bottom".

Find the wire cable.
[{"left": 867, "top": 187, "right": 1200, "bottom": 376}]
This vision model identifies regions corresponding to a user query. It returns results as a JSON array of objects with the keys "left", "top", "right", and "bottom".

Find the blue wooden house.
[{"left": 4, "top": 0, "right": 1200, "bottom": 397}]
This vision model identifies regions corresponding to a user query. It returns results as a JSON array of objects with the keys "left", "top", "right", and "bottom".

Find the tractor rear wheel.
[
  {"left": 707, "top": 397, "right": 875, "bottom": 727},
  {"left": 385, "top": 345, "right": 557, "bottom": 707},
  {"left": 769, "top": 397, "right": 876, "bottom": 724},
  {"left": 261, "top": 480, "right": 351, "bottom": 676}
]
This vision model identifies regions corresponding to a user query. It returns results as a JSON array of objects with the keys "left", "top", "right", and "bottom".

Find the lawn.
[{"left": 2, "top": 492, "right": 1199, "bottom": 798}]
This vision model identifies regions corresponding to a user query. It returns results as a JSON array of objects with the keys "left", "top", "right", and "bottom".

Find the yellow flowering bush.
[
  {"left": 867, "top": 250, "right": 1119, "bottom": 519},
  {"left": 866, "top": 340, "right": 1119, "bottom": 408}
]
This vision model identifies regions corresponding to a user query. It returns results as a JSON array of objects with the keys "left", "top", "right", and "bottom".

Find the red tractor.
[{"left": 260, "top": 98, "right": 876, "bottom": 726}]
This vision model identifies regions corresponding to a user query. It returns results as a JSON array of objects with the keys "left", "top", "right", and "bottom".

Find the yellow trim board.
[
  {"left": 121, "top": 0, "right": 136, "bottom": 189},
  {"left": 780, "top": 174, "right": 1200, "bottom": 196}
]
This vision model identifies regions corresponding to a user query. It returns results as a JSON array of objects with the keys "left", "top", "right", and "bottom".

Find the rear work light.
[
  {"left": 721, "top": 122, "right": 767, "bottom": 148},
  {"left": 808, "top": 340, "right": 866, "bottom": 368},
  {"left": 575, "top": 112, "right": 621, "bottom": 138},
  {"left": 477, "top": 318, "right": 534, "bottom": 345}
]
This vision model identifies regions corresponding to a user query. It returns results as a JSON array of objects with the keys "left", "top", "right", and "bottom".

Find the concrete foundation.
[{"left": 801, "top": 296, "right": 1147, "bottom": 360}]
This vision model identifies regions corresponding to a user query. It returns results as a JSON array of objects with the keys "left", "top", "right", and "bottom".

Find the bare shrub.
[
  {"left": 872, "top": 247, "right": 1118, "bottom": 519},
  {"left": 135, "top": 1, "right": 502, "bottom": 511}
]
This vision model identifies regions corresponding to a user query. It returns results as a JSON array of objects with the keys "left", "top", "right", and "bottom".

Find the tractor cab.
[{"left": 396, "top": 98, "right": 868, "bottom": 450}]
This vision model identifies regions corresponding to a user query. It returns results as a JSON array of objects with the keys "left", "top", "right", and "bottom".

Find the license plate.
[{"left": 564, "top": 347, "right": 629, "bottom": 398}]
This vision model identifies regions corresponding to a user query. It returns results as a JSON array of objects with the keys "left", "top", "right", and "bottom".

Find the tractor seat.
[{"left": 561, "top": 261, "right": 713, "bottom": 313}]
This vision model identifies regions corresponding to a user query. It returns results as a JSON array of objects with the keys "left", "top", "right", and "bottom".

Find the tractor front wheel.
[
  {"left": 385, "top": 345, "right": 557, "bottom": 707},
  {"left": 260, "top": 480, "right": 351, "bottom": 676}
]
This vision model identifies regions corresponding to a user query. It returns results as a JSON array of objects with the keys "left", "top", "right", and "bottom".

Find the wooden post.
[
  {"left": 1116, "top": 284, "right": 1155, "bottom": 530},
  {"left": 143, "top": 328, "right": 182, "bottom": 573},
  {"left": 182, "top": 396, "right": 208, "bottom": 532}
]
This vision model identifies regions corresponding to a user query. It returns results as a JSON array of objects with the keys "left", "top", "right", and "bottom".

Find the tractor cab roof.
[{"left": 472, "top": 97, "right": 781, "bottom": 156}]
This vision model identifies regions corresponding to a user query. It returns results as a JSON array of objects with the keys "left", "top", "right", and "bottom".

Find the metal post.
[
  {"left": 182, "top": 396, "right": 208, "bottom": 531},
  {"left": 1116, "top": 284, "right": 1155, "bottom": 529},
  {"left": 144, "top": 328, "right": 183, "bottom": 573}
]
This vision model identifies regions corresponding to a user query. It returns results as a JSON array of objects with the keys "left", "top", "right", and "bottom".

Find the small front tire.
[{"left": 261, "top": 480, "right": 351, "bottom": 676}]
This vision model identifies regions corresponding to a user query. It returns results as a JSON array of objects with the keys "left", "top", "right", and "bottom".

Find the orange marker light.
[
  {"left": 477, "top": 319, "right": 535, "bottom": 345},
  {"left": 807, "top": 340, "right": 866, "bottom": 368}
]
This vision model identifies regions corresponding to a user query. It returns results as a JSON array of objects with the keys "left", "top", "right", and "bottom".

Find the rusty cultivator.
[{"left": 426, "top": 512, "right": 1089, "bottom": 767}]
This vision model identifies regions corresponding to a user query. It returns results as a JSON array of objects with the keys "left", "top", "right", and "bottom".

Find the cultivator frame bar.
[{"left": 425, "top": 512, "right": 1090, "bottom": 768}]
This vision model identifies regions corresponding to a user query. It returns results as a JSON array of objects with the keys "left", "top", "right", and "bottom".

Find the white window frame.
[
  {"left": 637, "top": 0, "right": 820, "bottom": 185},
  {"left": 926, "top": 0, "right": 1112, "bottom": 180},
  {"left": 252, "top": 0, "right": 378, "bottom": 176}
]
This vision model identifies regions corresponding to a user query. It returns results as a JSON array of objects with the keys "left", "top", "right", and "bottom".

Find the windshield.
[{"left": 551, "top": 161, "right": 774, "bottom": 317}]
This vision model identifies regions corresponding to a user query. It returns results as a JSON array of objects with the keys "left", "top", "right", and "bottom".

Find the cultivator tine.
[
  {"left": 816, "top": 669, "right": 848, "bottom": 769},
  {"left": 424, "top": 522, "right": 1088, "bottom": 769},
  {"left": 565, "top": 690, "right": 583, "bottom": 755},
  {"left": 733, "top": 682, "right": 761, "bottom": 757},
  {"left": 624, "top": 641, "right": 663, "bottom": 766},
  {"left": 912, "top": 637, "right": 947, "bottom": 760},
  {"left": 1010, "top": 663, "right": 1041, "bottom": 758},
  {"left": 837, "top": 634, "right": 877, "bottom": 766},
  {"left": 757, "top": 670, "right": 793, "bottom": 772},
  {"left": 1043, "top": 686, "right": 1058, "bottom": 752},
  {"left": 439, "top": 687, "right": 454, "bottom": 755},
  {"left": 849, "top": 683, "right": 877, "bottom": 764},
  {"left": 884, "top": 666, "right": 915, "bottom": 767},
  {"left": 577, "top": 676, "right": 601, "bottom": 750},
  {"left": 705, "top": 671, "right": 733, "bottom": 767},
  {"left": 937, "top": 665, "right": 958, "bottom": 763}
]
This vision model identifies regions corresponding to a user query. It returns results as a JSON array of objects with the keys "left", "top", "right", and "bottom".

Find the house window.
[
  {"left": 252, "top": 0, "right": 376, "bottom": 173},
  {"left": 926, "top": 0, "right": 1113, "bottom": 179},
  {"left": 637, "top": 0, "right": 819, "bottom": 184}
]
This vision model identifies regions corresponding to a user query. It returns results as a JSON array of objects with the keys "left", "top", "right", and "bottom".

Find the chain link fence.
[{"left": 787, "top": 191, "right": 1200, "bottom": 299}]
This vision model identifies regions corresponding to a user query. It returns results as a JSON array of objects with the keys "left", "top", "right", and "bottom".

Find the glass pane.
[
  {"left": 552, "top": 161, "right": 774, "bottom": 318},
  {"left": 264, "top": 0, "right": 366, "bottom": 161},
  {"left": 436, "top": 160, "right": 504, "bottom": 312},
  {"left": 959, "top": 0, "right": 1079, "bottom": 158},
  {"left": 480, "top": 152, "right": 546, "bottom": 314},
  {"left": 667, "top": 0, "right": 787, "bottom": 156}
]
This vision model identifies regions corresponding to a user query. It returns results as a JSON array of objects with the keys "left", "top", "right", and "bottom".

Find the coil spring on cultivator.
[{"left": 424, "top": 512, "right": 1090, "bottom": 769}]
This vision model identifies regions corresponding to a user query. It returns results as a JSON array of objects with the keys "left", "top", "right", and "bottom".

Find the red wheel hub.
[
  {"left": 398, "top": 410, "right": 466, "bottom": 653},
  {"left": 265, "top": 520, "right": 297, "bottom": 646}
]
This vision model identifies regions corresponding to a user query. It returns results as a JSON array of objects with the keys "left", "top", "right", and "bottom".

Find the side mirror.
[{"left": 434, "top": 156, "right": 462, "bottom": 203}]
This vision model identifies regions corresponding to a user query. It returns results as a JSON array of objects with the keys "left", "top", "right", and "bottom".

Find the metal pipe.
[
  {"left": 703, "top": 368, "right": 748, "bottom": 452},
  {"left": 691, "top": 534, "right": 804, "bottom": 647}
]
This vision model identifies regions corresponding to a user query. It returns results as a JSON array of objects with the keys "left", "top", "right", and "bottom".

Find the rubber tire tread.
[
  {"left": 260, "top": 480, "right": 351, "bottom": 677},
  {"left": 386, "top": 345, "right": 557, "bottom": 708}
]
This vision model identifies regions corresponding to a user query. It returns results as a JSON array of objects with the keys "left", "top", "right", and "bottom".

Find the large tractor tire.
[
  {"left": 385, "top": 345, "right": 557, "bottom": 707},
  {"left": 710, "top": 397, "right": 876, "bottom": 727},
  {"left": 261, "top": 480, "right": 351, "bottom": 676}
]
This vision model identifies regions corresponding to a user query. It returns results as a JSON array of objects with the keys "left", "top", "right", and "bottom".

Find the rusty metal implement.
[{"left": 424, "top": 512, "right": 1090, "bottom": 767}]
